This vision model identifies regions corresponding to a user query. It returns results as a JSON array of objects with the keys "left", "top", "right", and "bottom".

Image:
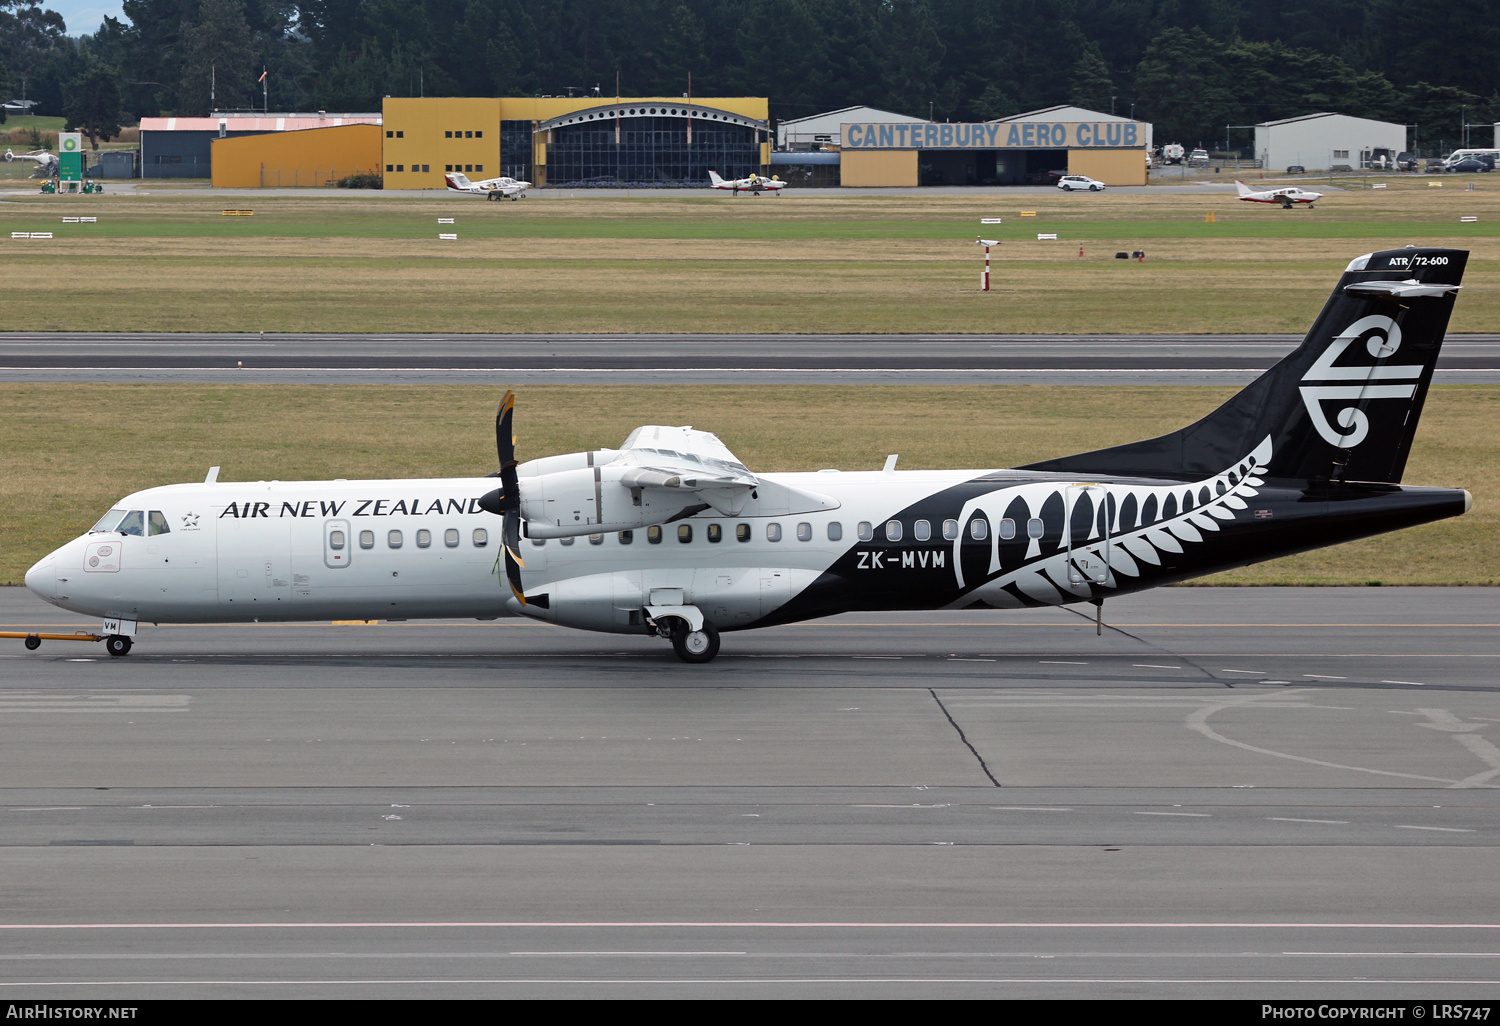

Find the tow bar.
[{"left": 2, "top": 630, "right": 104, "bottom": 651}]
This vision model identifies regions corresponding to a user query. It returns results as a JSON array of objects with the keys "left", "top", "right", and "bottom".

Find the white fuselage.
[{"left": 25, "top": 470, "right": 981, "bottom": 630}]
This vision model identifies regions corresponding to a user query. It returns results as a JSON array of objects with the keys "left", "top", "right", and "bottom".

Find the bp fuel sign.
[{"left": 58, "top": 132, "right": 83, "bottom": 182}]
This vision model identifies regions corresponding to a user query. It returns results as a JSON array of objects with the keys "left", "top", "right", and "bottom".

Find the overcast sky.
[{"left": 48, "top": 2, "right": 125, "bottom": 36}]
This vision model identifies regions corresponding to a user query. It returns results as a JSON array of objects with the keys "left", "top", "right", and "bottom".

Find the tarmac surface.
[
  {"left": 3, "top": 331, "right": 1498, "bottom": 385},
  {"left": 2, "top": 585, "right": 1497, "bottom": 998}
]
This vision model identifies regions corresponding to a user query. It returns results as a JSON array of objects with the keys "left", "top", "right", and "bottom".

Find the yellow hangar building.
[
  {"left": 381, "top": 95, "right": 772, "bottom": 189},
  {"left": 204, "top": 98, "right": 1148, "bottom": 189}
]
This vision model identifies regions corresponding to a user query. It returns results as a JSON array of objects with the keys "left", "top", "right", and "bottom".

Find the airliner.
[{"left": 22, "top": 247, "right": 1471, "bottom": 662}]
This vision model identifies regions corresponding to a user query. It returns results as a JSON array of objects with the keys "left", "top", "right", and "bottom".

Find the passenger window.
[
  {"left": 444, "top": 528, "right": 460, "bottom": 548},
  {"left": 999, "top": 518, "right": 1016, "bottom": 540},
  {"left": 942, "top": 519, "right": 959, "bottom": 540},
  {"left": 1027, "top": 518, "right": 1044, "bottom": 539},
  {"left": 970, "top": 519, "right": 988, "bottom": 541},
  {"left": 827, "top": 522, "right": 842, "bottom": 541},
  {"left": 885, "top": 520, "right": 903, "bottom": 542},
  {"left": 913, "top": 519, "right": 931, "bottom": 541},
  {"left": 736, "top": 524, "right": 751, "bottom": 542},
  {"left": 359, "top": 530, "right": 375, "bottom": 549},
  {"left": 147, "top": 510, "right": 171, "bottom": 536},
  {"left": 766, "top": 523, "right": 782, "bottom": 542},
  {"left": 559, "top": 536, "right": 575, "bottom": 546},
  {"left": 531, "top": 537, "right": 546, "bottom": 547},
  {"left": 589, "top": 533, "right": 604, "bottom": 545},
  {"left": 329, "top": 530, "right": 346, "bottom": 550},
  {"left": 796, "top": 522, "right": 812, "bottom": 542},
  {"left": 388, "top": 530, "right": 403, "bottom": 548},
  {"left": 678, "top": 524, "right": 693, "bottom": 543},
  {"left": 416, "top": 529, "right": 431, "bottom": 548},
  {"left": 117, "top": 510, "right": 145, "bottom": 536},
  {"left": 619, "top": 530, "right": 633, "bottom": 544},
  {"left": 472, "top": 528, "right": 488, "bottom": 547},
  {"left": 647, "top": 525, "right": 662, "bottom": 544},
  {"left": 857, "top": 521, "right": 873, "bottom": 542},
  {"left": 707, "top": 523, "right": 722, "bottom": 543},
  {"left": 90, "top": 509, "right": 127, "bottom": 533}
]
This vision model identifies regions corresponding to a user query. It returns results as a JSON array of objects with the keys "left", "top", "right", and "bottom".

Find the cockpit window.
[
  {"left": 90, "top": 509, "right": 127, "bottom": 533},
  {"left": 148, "top": 511, "right": 171, "bottom": 536},
  {"left": 116, "top": 510, "right": 145, "bottom": 536}
]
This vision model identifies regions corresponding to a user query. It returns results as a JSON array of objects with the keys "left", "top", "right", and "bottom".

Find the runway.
[
  {"left": 3, "top": 332, "right": 1499, "bottom": 386},
  {"left": 2, "top": 585, "right": 1497, "bottom": 998}
]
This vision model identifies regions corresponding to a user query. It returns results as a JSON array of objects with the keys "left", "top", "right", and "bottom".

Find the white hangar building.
[{"left": 1254, "top": 112, "right": 1407, "bottom": 171}]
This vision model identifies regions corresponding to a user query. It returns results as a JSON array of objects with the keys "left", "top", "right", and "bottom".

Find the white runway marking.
[{"left": 1266, "top": 818, "right": 1349, "bottom": 825}]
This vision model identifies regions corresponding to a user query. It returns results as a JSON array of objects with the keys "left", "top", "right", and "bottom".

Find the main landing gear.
[{"left": 644, "top": 609, "right": 721, "bottom": 663}]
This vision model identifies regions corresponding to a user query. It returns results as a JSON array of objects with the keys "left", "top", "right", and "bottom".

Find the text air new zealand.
[{"left": 24, "top": 249, "right": 1473, "bottom": 662}]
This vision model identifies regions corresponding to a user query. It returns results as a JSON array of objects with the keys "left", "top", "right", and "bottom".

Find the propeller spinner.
[{"left": 478, "top": 391, "right": 526, "bottom": 604}]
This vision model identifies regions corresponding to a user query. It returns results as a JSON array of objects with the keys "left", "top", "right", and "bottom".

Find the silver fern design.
[{"left": 951, "top": 436, "right": 1273, "bottom": 608}]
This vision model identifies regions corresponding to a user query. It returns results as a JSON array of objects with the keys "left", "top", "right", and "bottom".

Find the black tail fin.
[{"left": 1021, "top": 247, "right": 1466, "bottom": 483}]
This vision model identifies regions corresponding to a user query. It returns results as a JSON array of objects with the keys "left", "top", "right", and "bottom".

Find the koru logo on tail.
[{"left": 1299, "top": 315, "right": 1423, "bottom": 447}]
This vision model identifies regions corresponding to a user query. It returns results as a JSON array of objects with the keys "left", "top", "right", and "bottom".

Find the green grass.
[{"left": 3, "top": 384, "right": 1494, "bottom": 587}]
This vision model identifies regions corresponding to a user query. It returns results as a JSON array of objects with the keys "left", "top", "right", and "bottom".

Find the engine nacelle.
[{"left": 519, "top": 463, "right": 708, "bottom": 538}]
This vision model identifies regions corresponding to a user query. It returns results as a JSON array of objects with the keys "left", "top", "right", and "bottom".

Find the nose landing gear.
[{"left": 104, "top": 634, "right": 133, "bottom": 657}]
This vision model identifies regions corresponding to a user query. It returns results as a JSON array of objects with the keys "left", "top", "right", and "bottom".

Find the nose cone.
[{"left": 24, "top": 554, "right": 55, "bottom": 600}]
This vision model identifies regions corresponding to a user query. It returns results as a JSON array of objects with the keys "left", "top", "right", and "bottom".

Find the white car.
[
  {"left": 1188, "top": 148, "right": 1210, "bottom": 166},
  {"left": 1057, "top": 175, "right": 1106, "bottom": 192}
]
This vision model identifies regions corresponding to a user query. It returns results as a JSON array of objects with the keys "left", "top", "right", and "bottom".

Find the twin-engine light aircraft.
[
  {"left": 443, "top": 171, "right": 531, "bottom": 200},
  {"left": 708, "top": 170, "right": 786, "bottom": 195},
  {"left": 1237, "top": 179, "right": 1323, "bottom": 208},
  {"left": 23, "top": 248, "right": 1471, "bottom": 662}
]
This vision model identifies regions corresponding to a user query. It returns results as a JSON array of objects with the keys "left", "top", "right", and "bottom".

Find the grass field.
[
  {"left": 0, "top": 187, "right": 1496, "bottom": 333},
  {"left": 3, "top": 383, "right": 1493, "bottom": 588}
]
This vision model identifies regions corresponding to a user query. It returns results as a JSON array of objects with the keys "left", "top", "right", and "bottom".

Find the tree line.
[{"left": 2, "top": 0, "right": 1497, "bottom": 153}]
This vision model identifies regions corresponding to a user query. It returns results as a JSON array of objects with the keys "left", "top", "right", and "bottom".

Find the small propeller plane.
[
  {"left": 22, "top": 248, "right": 1471, "bottom": 662},
  {"left": 4, "top": 147, "right": 59, "bottom": 178},
  {"left": 1236, "top": 179, "right": 1323, "bottom": 208},
  {"left": 708, "top": 170, "right": 786, "bottom": 195},
  {"left": 443, "top": 171, "right": 531, "bottom": 200}
]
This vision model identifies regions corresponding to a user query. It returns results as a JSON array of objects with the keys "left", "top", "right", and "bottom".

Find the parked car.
[
  {"left": 1446, "top": 158, "right": 1493, "bottom": 173},
  {"left": 1285, "top": 165, "right": 1305, "bottom": 174},
  {"left": 1396, "top": 152, "right": 1419, "bottom": 172},
  {"left": 1425, "top": 158, "right": 1448, "bottom": 172},
  {"left": 1188, "top": 148, "right": 1210, "bottom": 166},
  {"left": 1057, "top": 174, "right": 1106, "bottom": 192}
]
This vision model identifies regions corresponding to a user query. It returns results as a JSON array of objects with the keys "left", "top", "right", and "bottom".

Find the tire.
[
  {"left": 670, "top": 620, "right": 720, "bottom": 664},
  {"left": 105, "top": 635, "right": 132, "bottom": 657},
  {"left": 1090, "top": 184, "right": 1101, "bottom": 191},
  {"left": 24, "top": 635, "right": 40, "bottom": 651}
]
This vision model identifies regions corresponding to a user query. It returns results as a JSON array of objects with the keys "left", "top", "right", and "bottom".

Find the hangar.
[
  {"left": 380, "top": 96, "right": 771, "bottom": 189},
  {"left": 140, "top": 112, "right": 382, "bottom": 179},
  {"left": 1254, "top": 112, "right": 1406, "bottom": 172},
  {"left": 835, "top": 104, "right": 1150, "bottom": 187}
]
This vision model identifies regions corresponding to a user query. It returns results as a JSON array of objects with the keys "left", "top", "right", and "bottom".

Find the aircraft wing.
[{"left": 614, "top": 425, "right": 760, "bottom": 514}]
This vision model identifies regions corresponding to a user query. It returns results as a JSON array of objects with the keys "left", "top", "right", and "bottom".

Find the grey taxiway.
[
  {"left": 2, "top": 585, "right": 1497, "bottom": 998},
  {"left": 3, "top": 331, "right": 1499, "bottom": 386}
]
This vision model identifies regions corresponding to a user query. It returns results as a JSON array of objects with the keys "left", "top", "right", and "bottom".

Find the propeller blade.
[
  {"left": 503, "top": 510, "right": 526, "bottom": 605},
  {"left": 490, "top": 391, "right": 521, "bottom": 513}
]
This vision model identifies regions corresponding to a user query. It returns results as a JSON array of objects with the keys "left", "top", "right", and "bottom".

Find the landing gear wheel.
[
  {"left": 24, "top": 634, "right": 40, "bottom": 651},
  {"left": 670, "top": 620, "right": 720, "bottom": 663},
  {"left": 105, "top": 634, "right": 132, "bottom": 657}
]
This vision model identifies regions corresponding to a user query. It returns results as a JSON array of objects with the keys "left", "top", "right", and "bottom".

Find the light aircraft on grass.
[
  {"left": 21, "top": 248, "right": 1470, "bottom": 662},
  {"left": 443, "top": 171, "right": 531, "bottom": 200},
  {"left": 4, "top": 147, "right": 59, "bottom": 178},
  {"left": 708, "top": 169, "right": 786, "bottom": 195},
  {"left": 1236, "top": 179, "right": 1323, "bottom": 208}
]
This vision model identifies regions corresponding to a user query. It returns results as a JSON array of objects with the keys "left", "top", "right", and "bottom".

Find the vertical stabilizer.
[{"left": 1020, "top": 248, "right": 1466, "bottom": 483}]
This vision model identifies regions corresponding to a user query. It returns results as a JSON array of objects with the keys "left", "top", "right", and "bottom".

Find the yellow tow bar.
[{"left": 1, "top": 630, "right": 104, "bottom": 651}]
